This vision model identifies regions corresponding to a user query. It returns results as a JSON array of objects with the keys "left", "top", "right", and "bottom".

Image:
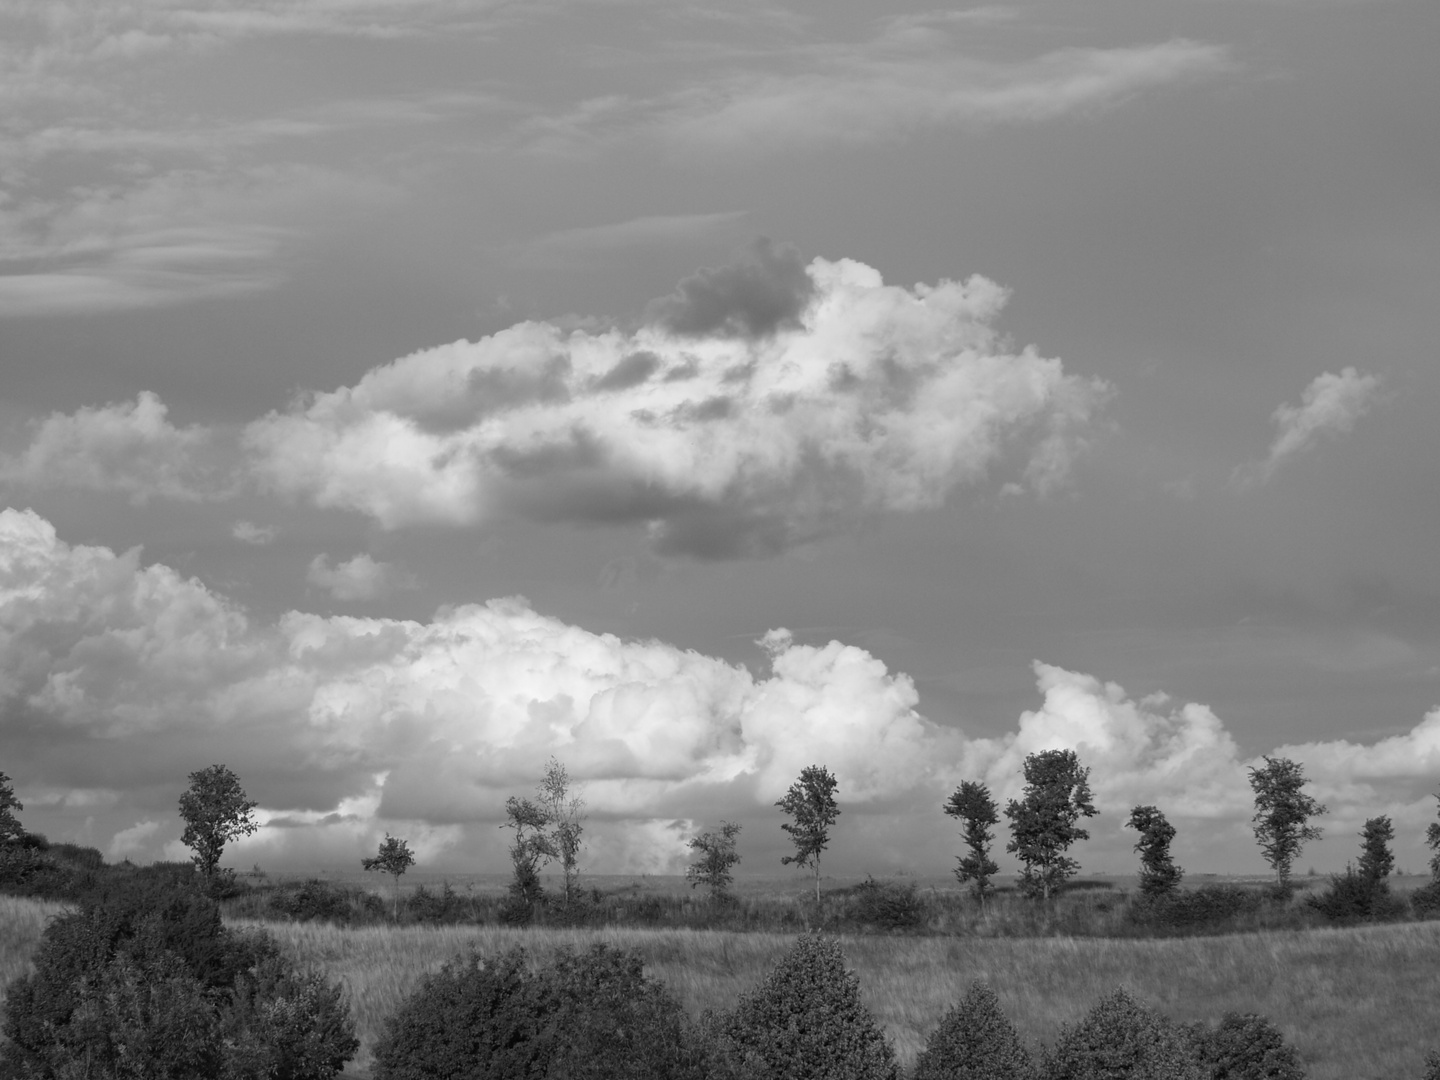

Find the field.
[{"left": 4, "top": 886, "right": 1439, "bottom": 1079}]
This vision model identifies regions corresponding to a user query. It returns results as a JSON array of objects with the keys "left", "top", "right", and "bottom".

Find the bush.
[
  {"left": 371, "top": 943, "right": 707, "bottom": 1080},
  {"left": 1410, "top": 881, "right": 1440, "bottom": 918},
  {"left": 1039, "top": 987, "right": 1203, "bottom": 1080},
  {"left": 853, "top": 876, "right": 926, "bottom": 931},
  {"left": 1188, "top": 1012, "right": 1305, "bottom": 1079},
  {"left": 1132, "top": 884, "right": 1263, "bottom": 931},
  {"left": 721, "top": 931, "right": 898, "bottom": 1080},
  {"left": 0, "top": 875, "right": 356, "bottom": 1080},
  {"left": 270, "top": 879, "right": 355, "bottom": 923},
  {"left": 1305, "top": 867, "right": 1406, "bottom": 923},
  {"left": 1423, "top": 1051, "right": 1440, "bottom": 1080},
  {"left": 912, "top": 981, "right": 1033, "bottom": 1080}
]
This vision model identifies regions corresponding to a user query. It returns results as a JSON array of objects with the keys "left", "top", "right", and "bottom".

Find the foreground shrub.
[
  {"left": 912, "top": 981, "right": 1033, "bottom": 1080},
  {"left": 0, "top": 876, "right": 356, "bottom": 1080},
  {"left": 1039, "top": 987, "right": 1202, "bottom": 1080},
  {"left": 1188, "top": 1012, "right": 1305, "bottom": 1079},
  {"left": 1423, "top": 1051, "right": 1440, "bottom": 1080},
  {"left": 371, "top": 943, "right": 707, "bottom": 1080},
  {"left": 721, "top": 931, "right": 898, "bottom": 1080},
  {"left": 1411, "top": 881, "right": 1440, "bottom": 918}
]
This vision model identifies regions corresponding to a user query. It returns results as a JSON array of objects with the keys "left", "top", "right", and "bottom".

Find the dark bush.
[
  {"left": 1, "top": 875, "right": 356, "bottom": 1080},
  {"left": 1305, "top": 867, "right": 1406, "bottom": 923},
  {"left": 407, "top": 882, "right": 473, "bottom": 924},
  {"left": 853, "top": 876, "right": 926, "bottom": 931},
  {"left": 1039, "top": 988, "right": 1203, "bottom": 1080},
  {"left": 721, "top": 931, "right": 898, "bottom": 1080},
  {"left": 372, "top": 943, "right": 707, "bottom": 1080},
  {"left": 1410, "top": 881, "right": 1440, "bottom": 918},
  {"left": 1187, "top": 1012, "right": 1305, "bottom": 1080},
  {"left": 270, "top": 879, "right": 355, "bottom": 923},
  {"left": 1132, "top": 884, "right": 1263, "bottom": 931},
  {"left": 912, "top": 981, "right": 1033, "bottom": 1080},
  {"left": 1423, "top": 1051, "right": 1440, "bottom": 1080}
]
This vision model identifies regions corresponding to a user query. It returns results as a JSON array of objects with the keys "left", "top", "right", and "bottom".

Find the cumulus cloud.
[
  {"left": 7, "top": 507, "right": 1440, "bottom": 873},
  {"left": 1, "top": 392, "right": 232, "bottom": 502},
  {"left": 245, "top": 249, "right": 1110, "bottom": 557},
  {"left": 1236, "top": 367, "right": 1381, "bottom": 486},
  {"left": 306, "top": 553, "right": 417, "bottom": 601}
]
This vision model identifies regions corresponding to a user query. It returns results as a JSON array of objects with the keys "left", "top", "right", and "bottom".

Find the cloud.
[
  {"left": 232, "top": 521, "right": 278, "bottom": 545},
  {"left": 521, "top": 211, "right": 750, "bottom": 268},
  {"left": 656, "top": 38, "right": 1232, "bottom": 154},
  {"left": 245, "top": 250, "right": 1111, "bottom": 556},
  {"left": 1235, "top": 367, "right": 1381, "bottom": 486},
  {"left": 306, "top": 553, "right": 417, "bottom": 601},
  {"left": 6, "top": 508, "right": 1440, "bottom": 871},
  {"left": 1, "top": 392, "right": 232, "bottom": 502}
]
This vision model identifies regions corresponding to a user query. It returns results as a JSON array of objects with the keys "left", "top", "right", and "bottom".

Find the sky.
[{"left": 1, "top": 0, "right": 1438, "bottom": 882}]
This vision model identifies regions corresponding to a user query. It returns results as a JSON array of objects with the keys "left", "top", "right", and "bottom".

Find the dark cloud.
[
  {"left": 647, "top": 238, "right": 815, "bottom": 339},
  {"left": 594, "top": 351, "right": 661, "bottom": 392}
]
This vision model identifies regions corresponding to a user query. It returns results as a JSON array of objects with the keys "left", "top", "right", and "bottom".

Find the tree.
[
  {"left": 1358, "top": 815, "right": 1394, "bottom": 886},
  {"left": 536, "top": 757, "right": 585, "bottom": 910},
  {"left": 178, "top": 764, "right": 259, "bottom": 880},
  {"left": 1426, "top": 788, "right": 1440, "bottom": 883},
  {"left": 363, "top": 833, "right": 416, "bottom": 919},
  {"left": 1247, "top": 756, "right": 1325, "bottom": 891},
  {"left": 0, "top": 771, "right": 23, "bottom": 845},
  {"left": 685, "top": 821, "right": 742, "bottom": 901},
  {"left": 943, "top": 781, "right": 1000, "bottom": 906},
  {"left": 1127, "top": 805, "right": 1183, "bottom": 899},
  {"left": 777, "top": 765, "right": 840, "bottom": 903},
  {"left": 1004, "top": 749, "right": 1097, "bottom": 900},
  {"left": 501, "top": 796, "right": 555, "bottom": 921}
]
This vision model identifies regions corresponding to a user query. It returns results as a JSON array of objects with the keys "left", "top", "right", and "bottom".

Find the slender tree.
[
  {"left": 178, "top": 764, "right": 259, "bottom": 881},
  {"left": 1004, "top": 749, "right": 1098, "bottom": 900},
  {"left": 1427, "top": 788, "right": 1440, "bottom": 883},
  {"left": 777, "top": 765, "right": 840, "bottom": 903},
  {"left": 1357, "top": 816, "right": 1394, "bottom": 887},
  {"left": 944, "top": 781, "right": 1000, "bottom": 906},
  {"left": 0, "top": 771, "right": 23, "bottom": 845},
  {"left": 1247, "top": 756, "right": 1326, "bottom": 891},
  {"left": 536, "top": 758, "right": 585, "bottom": 910},
  {"left": 686, "top": 821, "right": 742, "bottom": 902},
  {"left": 1127, "top": 805, "right": 1183, "bottom": 899},
  {"left": 502, "top": 795, "right": 555, "bottom": 917},
  {"left": 363, "top": 833, "right": 416, "bottom": 919}
]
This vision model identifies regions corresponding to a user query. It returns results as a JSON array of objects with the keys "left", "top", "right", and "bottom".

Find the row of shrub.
[{"left": 370, "top": 929, "right": 1440, "bottom": 1080}]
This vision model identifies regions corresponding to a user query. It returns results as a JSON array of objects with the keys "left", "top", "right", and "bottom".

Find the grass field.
[{"left": 4, "top": 891, "right": 1438, "bottom": 1079}]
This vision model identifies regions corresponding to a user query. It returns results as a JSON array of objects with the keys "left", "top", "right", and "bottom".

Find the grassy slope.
[{"left": 3, "top": 896, "right": 1438, "bottom": 1079}]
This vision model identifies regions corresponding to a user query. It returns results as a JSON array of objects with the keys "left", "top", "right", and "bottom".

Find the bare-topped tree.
[{"left": 537, "top": 757, "right": 586, "bottom": 910}]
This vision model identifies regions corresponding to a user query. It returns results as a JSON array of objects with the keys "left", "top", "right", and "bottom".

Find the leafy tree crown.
[
  {"left": 1247, "top": 756, "right": 1326, "bottom": 886},
  {"left": 944, "top": 781, "right": 1001, "bottom": 901},
  {"left": 178, "top": 764, "right": 259, "bottom": 877},
  {"left": 1004, "top": 749, "right": 1097, "bottom": 899},
  {"left": 776, "top": 764, "right": 840, "bottom": 868}
]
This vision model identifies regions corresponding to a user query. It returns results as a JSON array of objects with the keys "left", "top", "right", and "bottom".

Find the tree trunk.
[{"left": 813, "top": 859, "right": 821, "bottom": 904}]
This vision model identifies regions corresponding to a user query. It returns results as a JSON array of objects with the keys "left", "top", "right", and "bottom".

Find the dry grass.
[{"left": 3, "top": 895, "right": 1437, "bottom": 1079}]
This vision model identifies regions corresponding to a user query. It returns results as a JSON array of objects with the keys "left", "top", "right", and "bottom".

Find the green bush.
[
  {"left": 0, "top": 876, "right": 356, "bottom": 1080},
  {"left": 912, "top": 981, "right": 1033, "bottom": 1080},
  {"left": 721, "top": 931, "right": 898, "bottom": 1080},
  {"left": 1422, "top": 1051, "right": 1440, "bottom": 1080},
  {"left": 269, "top": 879, "right": 355, "bottom": 923},
  {"left": 371, "top": 943, "right": 708, "bottom": 1080},
  {"left": 1188, "top": 1012, "right": 1305, "bottom": 1079},
  {"left": 1305, "top": 867, "right": 1406, "bottom": 923},
  {"left": 1410, "top": 882, "right": 1440, "bottom": 918},
  {"left": 852, "top": 877, "right": 926, "bottom": 931},
  {"left": 1132, "top": 884, "right": 1263, "bottom": 931},
  {"left": 1039, "top": 987, "right": 1203, "bottom": 1080}
]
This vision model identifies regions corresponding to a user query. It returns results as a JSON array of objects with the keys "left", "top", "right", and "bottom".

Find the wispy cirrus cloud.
[
  {"left": 1234, "top": 367, "right": 1382, "bottom": 487},
  {"left": 520, "top": 211, "right": 750, "bottom": 268}
]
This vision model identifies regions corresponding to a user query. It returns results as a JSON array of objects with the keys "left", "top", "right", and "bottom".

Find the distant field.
[{"left": 5, "top": 889, "right": 1438, "bottom": 1079}]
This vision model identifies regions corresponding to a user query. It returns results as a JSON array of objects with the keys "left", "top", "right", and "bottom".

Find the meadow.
[{"left": 4, "top": 884, "right": 1439, "bottom": 1079}]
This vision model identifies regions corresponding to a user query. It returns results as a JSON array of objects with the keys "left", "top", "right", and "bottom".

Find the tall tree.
[
  {"left": 0, "top": 771, "right": 23, "bottom": 845},
  {"left": 536, "top": 757, "right": 585, "bottom": 910},
  {"left": 777, "top": 765, "right": 840, "bottom": 903},
  {"left": 502, "top": 795, "right": 555, "bottom": 919},
  {"left": 1127, "top": 805, "right": 1183, "bottom": 899},
  {"left": 943, "top": 781, "right": 1000, "bottom": 906},
  {"left": 1247, "top": 756, "right": 1326, "bottom": 891},
  {"left": 1004, "top": 749, "right": 1097, "bottom": 900},
  {"left": 1427, "top": 788, "right": 1440, "bottom": 883},
  {"left": 686, "top": 821, "right": 742, "bottom": 902},
  {"left": 178, "top": 764, "right": 258, "bottom": 880},
  {"left": 362, "top": 833, "right": 416, "bottom": 919},
  {"left": 1357, "top": 816, "right": 1394, "bottom": 887}
]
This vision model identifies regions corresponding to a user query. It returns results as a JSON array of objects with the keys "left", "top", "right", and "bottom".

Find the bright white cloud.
[
  {"left": 245, "top": 248, "right": 1111, "bottom": 556},
  {"left": 1237, "top": 367, "right": 1381, "bottom": 486},
  {"left": 6, "top": 507, "right": 1440, "bottom": 872},
  {"left": 306, "top": 553, "right": 417, "bottom": 601},
  {"left": 0, "top": 391, "right": 230, "bottom": 502}
]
